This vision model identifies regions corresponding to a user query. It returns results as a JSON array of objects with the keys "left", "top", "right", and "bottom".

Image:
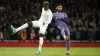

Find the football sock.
[
  {"left": 66, "top": 40, "right": 70, "bottom": 51},
  {"left": 16, "top": 23, "right": 28, "bottom": 32},
  {"left": 39, "top": 37, "right": 43, "bottom": 52}
]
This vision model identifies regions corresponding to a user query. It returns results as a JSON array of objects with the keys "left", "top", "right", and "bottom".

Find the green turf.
[{"left": 0, "top": 47, "right": 100, "bottom": 56}]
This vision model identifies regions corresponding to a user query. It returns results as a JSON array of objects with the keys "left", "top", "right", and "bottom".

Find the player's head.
[
  {"left": 56, "top": 4, "right": 63, "bottom": 12},
  {"left": 43, "top": 1, "right": 49, "bottom": 11}
]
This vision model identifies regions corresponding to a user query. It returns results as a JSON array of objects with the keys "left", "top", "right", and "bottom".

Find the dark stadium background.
[{"left": 0, "top": 0, "right": 100, "bottom": 42}]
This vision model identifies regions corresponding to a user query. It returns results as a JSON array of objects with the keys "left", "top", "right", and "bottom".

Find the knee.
[
  {"left": 40, "top": 33, "right": 45, "bottom": 37},
  {"left": 65, "top": 36, "right": 70, "bottom": 41},
  {"left": 28, "top": 22, "right": 33, "bottom": 27},
  {"left": 67, "top": 36, "right": 70, "bottom": 41}
]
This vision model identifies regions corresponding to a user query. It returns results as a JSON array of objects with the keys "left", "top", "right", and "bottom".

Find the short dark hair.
[
  {"left": 43, "top": 1, "right": 49, "bottom": 5},
  {"left": 56, "top": 4, "right": 63, "bottom": 7}
]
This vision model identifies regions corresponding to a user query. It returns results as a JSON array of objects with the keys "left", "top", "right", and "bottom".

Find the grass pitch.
[{"left": 0, "top": 47, "right": 100, "bottom": 56}]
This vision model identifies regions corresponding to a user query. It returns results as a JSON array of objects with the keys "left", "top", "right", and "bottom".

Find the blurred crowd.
[{"left": 0, "top": 0, "right": 100, "bottom": 42}]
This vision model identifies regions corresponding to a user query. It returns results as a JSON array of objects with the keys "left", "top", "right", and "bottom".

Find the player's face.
[
  {"left": 56, "top": 5, "right": 62, "bottom": 12},
  {"left": 43, "top": 5, "right": 49, "bottom": 11}
]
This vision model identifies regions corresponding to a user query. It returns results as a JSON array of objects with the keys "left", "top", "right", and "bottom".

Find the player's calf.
[
  {"left": 35, "top": 33, "right": 45, "bottom": 55},
  {"left": 65, "top": 36, "right": 70, "bottom": 55}
]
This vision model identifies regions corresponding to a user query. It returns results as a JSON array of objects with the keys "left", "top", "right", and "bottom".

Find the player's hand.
[
  {"left": 56, "top": 16, "right": 61, "bottom": 19},
  {"left": 58, "top": 26, "right": 63, "bottom": 30}
]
